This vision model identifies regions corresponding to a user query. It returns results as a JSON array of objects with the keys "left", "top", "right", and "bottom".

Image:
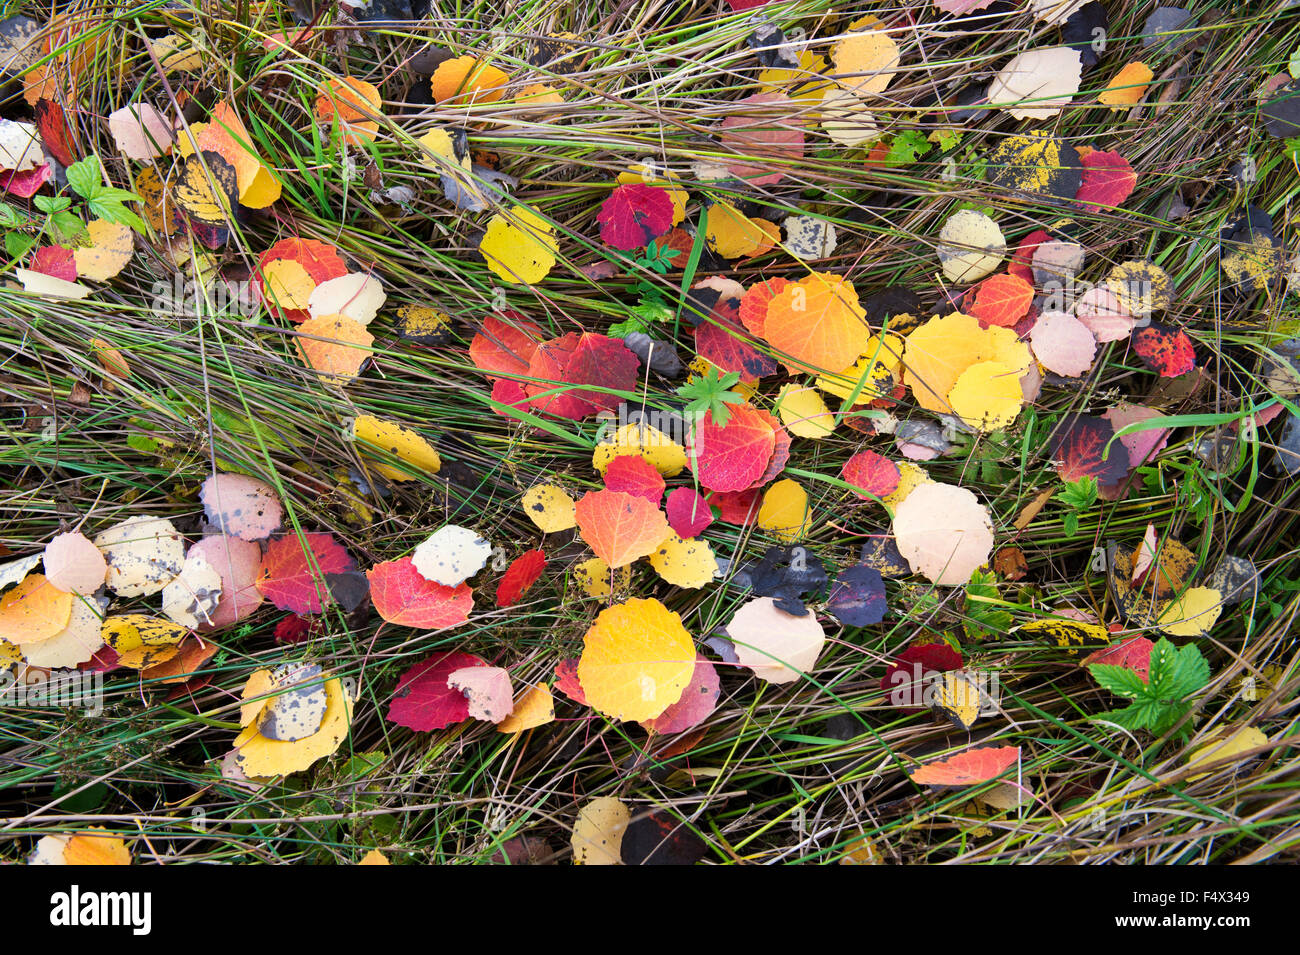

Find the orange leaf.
[
  {"left": 909, "top": 745, "right": 1021, "bottom": 787},
  {"left": 0, "top": 574, "right": 71, "bottom": 644},
  {"left": 968, "top": 273, "right": 1034, "bottom": 328},
  {"left": 578, "top": 597, "right": 696, "bottom": 722},
  {"left": 763, "top": 272, "right": 869, "bottom": 373},
  {"left": 574, "top": 489, "right": 671, "bottom": 568}
]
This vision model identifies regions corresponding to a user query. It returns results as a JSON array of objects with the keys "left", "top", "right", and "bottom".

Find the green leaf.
[
  {"left": 1147, "top": 638, "right": 1210, "bottom": 703},
  {"left": 65, "top": 156, "right": 102, "bottom": 200},
  {"left": 886, "top": 129, "right": 932, "bottom": 167},
  {"left": 5, "top": 231, "right": 35, "bottom": 260},
  {"left": 87, "top": 198, "right": 146, "bottom": 234},
  {"left": 0, "top": 202, "right": 24, "bottom": 229},
  {"left": 676, "top": 367, "right": 743, "bottom": 426},
  {"left": 33, "top": 195, "right": 70, "bottom": 214},
  {"left": 1088, "top": 663, "right": 1149, "bottom": 700}
]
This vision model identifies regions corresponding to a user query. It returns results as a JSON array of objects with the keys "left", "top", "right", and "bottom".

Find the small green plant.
[
  {"left": 0, "top": 154, "right": 143, "bottom": 260},
  {"left": 1088, "top": 637, "right": 1210, "bottom": 738},
  {"left": 676, "top": 367, "right": 744, "bottom": 426},
  {"left": 964, "top": 568, "right": 1013, "bottom": 641},
  {"left": 1057, "top": 476, "right": 1098, "bottom": 537}
]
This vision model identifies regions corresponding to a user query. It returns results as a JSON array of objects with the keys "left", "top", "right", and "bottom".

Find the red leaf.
[
  {"left": 496, "top": 549, "right": 546, "bottom": 608},
  {"left": 689, "top": 405, "right": 776, "bottom": 492},
  {"left": 491, "top": 378, "right": 531, "bottom": 418},
  {"left": 1051, "top": 414, "right": 1131, "bottom": 484},
  {"left": 388, "top": 651, "right": 488, "bottom": 731},
  {"left": 1081, "top": 636, "right": 1153, "bottom": 681},
  {"left": 597, "top": 183, "right": 674, "bottom": 251},
  {"left": 706, "top": 488, "right": 759, "bottom": 524},
  {"left": 2, "top": 163, "right": 51, "bottom": 198},
  {"left": 909, "top": 745, "right": 1021, "bottom": 787},
  {"left": 256, "top": 532, "right": 357, "bottom": 614},
  {"left": 525, "top": 332, "right": 592, "bottom": 420},
  {"left": 1132, "top": 322, "right": 1195, "bottom": 377},
  {"left": 969, "top": 273, "right": 1034, "bottom": 328},
  {"left": 34, "top": 98, "right": 76, "bottom": 168},
  {"left": 554, "top": 657, "right": 587, "bottom": 705},
  {"left": 747, "top": 408, "right": 790, "bottom": 489},
  {"left": 1075, "top": 150, "right": 1137, "bottom": 211},
  {"left": 369, "top": 557, "right": 474, "bottom": 628},
  {"left": 470, "top": 310, "right": 546, "bottom": 380},
  {"left": 841, "top": 449, "right": 901, "bottom": 500},
  {"left": 562, "top": 332, "right": 640, "bottom": 414},
  {"left": 696, "top": 315, "right": 778, "bottom": 383},
  {"left": 604, "top": 455, "right": 666, "bottom": 503},
  {"left": 665, "top": 487, "right": 713, "bottom": 538},
  {"left": 274, "top": 614, "right": 320, "bottom": 644},
  {"left": 29, "top": 246, "right": 76, "bottom": 281}
]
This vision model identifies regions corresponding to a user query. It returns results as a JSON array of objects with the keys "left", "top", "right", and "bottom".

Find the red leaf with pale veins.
[
  {"left": 562, "top": 332, "right": 640, "bottom": 414},
  {"left": 909, "top": 745, "right": 1021, "bottom": 787},
  {"left": 1082, "top": 636, "right": 1153, "bottom": 681},
  {"left": 29, "top": 246, "right": 76, "bottom": 281},
  {"left": 257, "top": 532, "right": 357, "bottom": 613},
  {"left": 697, "top": 315, "right": 778, "bottom": 383},
  {"left": 1132, "top": 322, "right": 1195, "bottom": 377},
  {"left": 747, "top": 409, "right": 790, "bottom": 490},
  {"left": 666, "top": 487, "right": 713, "bottom": 538},
  {"left": 388, "top": 651, "right": 487, "bottom": 731},
  {"left": 490, "top": 378, "right": 531, "bottom": 418},
  {"left": 1051, "top": 414, "right": 1131, "bottom": 484},
  {"left": 597, "top": 183, "right": 674, "bottom": 251},
  {"left": 842, "top": 449, "right": 901, "bottom": 500},
  {"left": 470, "top": 310, "right": 545, "bottom": 380},
  {"left": 2, "top": 163, "right": 51, "bottom": 198},
  {"left": 689, "top": 405, "right": 776, "bottom": 492},
  {"left": 969, "top": 273, "right": 1034, "bottom": 328},
  {"left": 369, "top": 556, "right": 474, "bottom": 628},
  {"left": 1076, "top": 150, "right": 1137, "bottom": 211},
  {"left": 574, "top": 488, "right": 672, "bottom": 568},
  {"left": 554, "top": 657, "right": 587, "bottom": 704},
  {"left": 604, "top": 455, "right": 666, "bottom": 503},
  {"left": 525, "top": 332, "right": 593, "bottom": 420},
  {"left": 496, "top": 549, "right": 546, "bottom": 608},
  {"left": 881, "top": 642, "right": 964, "bottom": 712}
]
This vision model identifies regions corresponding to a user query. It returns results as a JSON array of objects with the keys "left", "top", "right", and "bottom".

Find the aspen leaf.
[
  {"left": 257, "top": 532, "right": 357, "bottom": 614},
  {"left": 988, "top": 47, "right": 1082, "bottom": 120},
  {"left": 831, "top": 28, "right": 899, "bottom": 94},
  {"left": 448, "top": 666, "right": 514, "bottom": 722},
  {"left": 42, "top": 532, "right": 107, "bottom": 595},
  {"left": 73, "top": 219, "right": 133, "bottom": 282},
  {"left": 1099, "top": 61, "right": 1153, "bottom": 109},
  {"left": 1029, "top": 310, "right": 1097, "bottom": 377},
  {"left": 161, "top": 551, "right": 222, "bottom": 629},
  {"left": 665, "top": 487, "right": 713, "bottom": 539},
  {"left": 24, "top": 594, "right": 106, "bottom": 668},
  {"left": 764, "top": 272, "right": 869, "bottom": 374},
  {"left": 578, "top": 597, "right": 695, "bottom": 722},
  {"left": 937, "top": 211, "right": 1005, "bottom": 283},
  {"left": 947, "top": 360, "right": 1024, "bottom": 430},
  {"left": 201, "top": 472, "right": 282, "bottom": 542},
  {"left": 190, "top": 535, "right": 262, "bottom": 630},
  {"left": 94, "top": 516, "right": 185, "bottom": 598},
  {"left": 893, "top": 483, "right": 993, "bottom": 586},
  {"left": 101, "top": 613, "right": 187, "bottom": 669},
  {"left": 388, "top": 651, "right": 488, "bottom": 731},
  {"left": 60, "top": 829, "right": 132, "bottom": 866},
  {"left": 368, "top": 557, "right": 473, "bottom": 629},
  {"left": 717, "top": 92, "right": 805, "bottom": 186},
  {"left": 574, "top": 489, "right": 671, "bottom": 569},
  {"left": 757, "top": 478, "right": 811, "bottom": 542},
  {"left": 108, "top": 104, "right": 173, "bottom": 159},
  {"left": 648, "top": 532, "right": 718, "bottom": 588},
  {"left": 776, "top": 384, "right": 835, "bottom": 438},
  {"left": 688, "top": 405, "right": 777, "bottom": 492},
  {"left": 640, "top": 655, "right": 720, "bottom": 734},
  {"left": 1156, "top": 586, "right": 1222, "bottom": 638},
  {"left": 412, "top": 525, "right": 492, "bottom": 587},
  {"left": 309, "top": 272, "right": 385, "bottom": 325},
  {"left": 909, "top": 745, "right": 1020, "bottom": 786},
  {"left": 727, "top": 596, "right": 825, "bottom": 684},
  {"left": 496, "top": 548, "right": 546, "bottom": 608},
  {"left": 235, "top": 669, "right": 351, "bottom": 776},
  {"left": 0, "top": 574, "right": 71, "bottom": 644},
  {"left": 351, "top": 415, "right": 441, "bottom": 481},
  {"left": 296, "top": 314, "right": 374, "bottom": 385},
  {"left": 593, "top": 422, "right": 687, "bottom": 477},
  {"left": 522, "top": 484, "right": 577, "bottom": 533},
  {"left": 572, "top": 796, "right": 629, "bottom": 865},
  {"left": 1186, "top": 727, "right": 1268, "bottom": 781},
  {"left": 430, "top": 56, "right": 509, "bottom": 104},
  {"left": 479, "top": 207, "right": 557, "bottom": 286},
  {"left": 604, "top": 455, "right": 666, "bottom": 504}
]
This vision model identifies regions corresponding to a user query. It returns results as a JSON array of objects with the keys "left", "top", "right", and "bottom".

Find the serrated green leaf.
[{"left": 1089, "top": 663, "right": 1150, "bottom": 700}]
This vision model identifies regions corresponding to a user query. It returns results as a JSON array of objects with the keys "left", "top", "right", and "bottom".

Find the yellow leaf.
[
  {"left": 592, "top": 422, "right": 687, "bottom": 476},
  {"left": 1099, "top": 61, "right": 1153, "bottom": 109},
  {"left": 352, "top": 415, "right": 441, "bottom": 481},
  {"left": 757, "top": 478, "right": 811, "bottom": 543},
  {"left": 572, "top": 555, "right": 629, "bottom": 598},
  {"left": 776, "top": 384, "right": 835, "bottom": 438},
  {"left": 234, "top": 671, "right": 352, "bottom": 777},
  {"left": 882, "top": 460, "right": 931, "bottom": 508},
  {"left": 572, "top": 796, "right": 629, "bottom": 865},
  {"left": 947, "top": 359, "right": 1024, "bottom": 430},
  {"left": 1157, "top": 587, "right": 1223, "bottom": 637},
  {"left": 101, "top": 613, "right": 187, "bottom": 669},
  {"left": 496, "top": 682, "right": 556, "bottom": 733},
  {"left": 73, "top": 219, "right": 133, "bottom": 281},
  {"left": 521, "top": 484, "right": 577, "bottom": 533},
  {"left": 479, "top": 207, "right": 557, "bottom": 286},
  {"left": 358, "top": 849, "right": 389, "bottom": 865},
  {"left": 61, "top": 828, "right": 131, "bottom": 865},
  {"left": 578, "top": 597, "right": 695, "bottom": 722},
  {"left": 648, "top": 533, "right": 718, "bottom": 588},
  {"left": 1185, "top": 726, "right": 1268, "bottom": 781},
  {"left": 0, "top": 574, "right": 71, "bottom": 644}
]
